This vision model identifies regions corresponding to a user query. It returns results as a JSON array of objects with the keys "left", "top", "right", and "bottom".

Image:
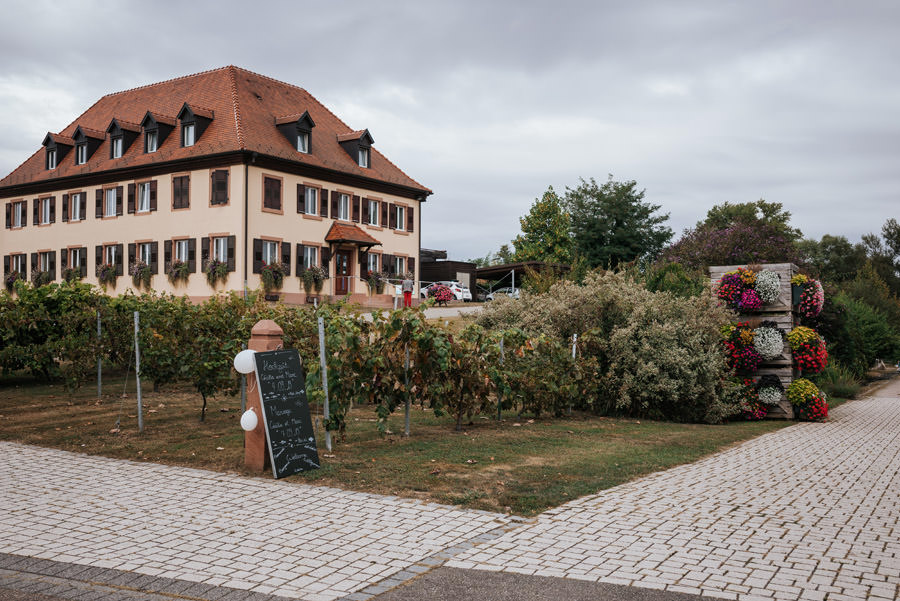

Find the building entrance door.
[{"left": 335, "top": 249, "right": 352, "bottom": 295}]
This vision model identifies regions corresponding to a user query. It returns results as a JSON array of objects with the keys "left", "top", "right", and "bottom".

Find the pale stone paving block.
[{"left": 449, "top": 385, "right": 900, "bottom": 601}]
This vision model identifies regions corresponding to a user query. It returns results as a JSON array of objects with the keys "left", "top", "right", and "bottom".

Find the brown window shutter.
[
  {"left": 381, "top": 202, "right": 388, "bottom": 228},
  {"left": 297, "top": 184, "right": 305, "bottom": 213},
  {"left": 384, "top": 254, "right": 394, "bottom": 275},
  {"left": 252, "top": 238, "right": 262, "bottom": 273},
  {"left": 49, "top": 251, "right": 56, "bottom": 280},
  {"left": 362, "top": 198, "right": 369, "bottom": 223},
  {"left": 115, "top": 244, "right": 124, "bottom": 274},
  {"left": 128, "top": 243, "right": 136, "bottom": 269},
  {"left": 3, "top": 256, "right": 8, "bottom": 275},
  {"left": 61, "top": 194, "right": 68, "bottom": 222},
  {"left": 60, "top": 248, "right": 68, "bottom": 269},
  {"left": 150, "top": 241, "right": 159, "bottom": 274},
  {"left": 33, "top": 199, "right": 38, "bottom": 225},
  {"left": 49, "top": 196, "right": 56, "bottom": 223},
  {"left": 188, "top": 238, "right": 197, "bottom": 272},
  {"left": 200, "top": 236, "right": 210, "bottom": 271},
  {"left": 95, "top": 190, "right": 103, "bottom": 218},
  {"left": 407, "top": 206, "right": 414, "bottom": 233},
  {"left": 164, "top": 240, "right": 172, "bottom": 268},
  {"left": 30, "top": 253, "right": 37, "bottom": 274},
  {"left": 296, "top": 244, "right": 305, "bottom": 276},
  {"left": 352, "top": 195, "right": 360, "bottom": 222},
  {"left": 95, "top": 245, "right": 103, "bottom": 269},
  {"left": 408, "top": 257, "right": 415, "bottom": 275},
  {"left": 116, "top": 187, "right": 123, "bottom": 216},
  {"left": 127, "top": 184, "right": 136, "bottom": 214},
  {"left": 321, "top": 247, "right": 331, "bottom": 273},
  {"left": 358, "top": 249, "right": 368, "bottom": 273},
  {"left": 320, "top": 189, "right": 328, "bottom": 217},
  {"left": 150, "top": 181, "right": 157, "bottom": 212},
  {"left": 388, "top": 203, "right": 396, "bottom": 229},
  {"left": 5, "top": 204, "right": 10, "bottom": 229},
  {"left": 227, "top": 236, "right": 236, "bottom": 272},
  {"left": 281, "top": 241, "right": 291, "bottom": 271},
  {"left": 330, "top": 191, "right": 338, "bottom": 218},
  {"left": 79, "top": 195, "right": 87, "bottom": 221},
  {"left": 79, "top": 248, "right": 87, "bottom": 276}
]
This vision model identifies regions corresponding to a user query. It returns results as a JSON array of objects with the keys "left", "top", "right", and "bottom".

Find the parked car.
[
  {"left": 421, "top": 281, "right": 472, "bottom": 302},
  {"left": 486, "top": 287, "right": 520, "bottom": 301}
]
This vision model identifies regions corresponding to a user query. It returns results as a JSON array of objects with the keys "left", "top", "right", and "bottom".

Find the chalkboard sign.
[{"left": 254, "top": 349, "right": 319, "bottom": 478}]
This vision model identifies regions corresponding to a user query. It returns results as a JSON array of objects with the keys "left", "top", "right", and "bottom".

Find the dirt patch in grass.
[{"left": 1, "top": 373, "right": 795, "bottom": 516}]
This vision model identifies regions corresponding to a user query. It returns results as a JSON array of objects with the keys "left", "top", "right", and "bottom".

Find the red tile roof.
[
  {"left": 324, "top": 222, "right": 382, "bottom": 246},
  {"left": 337, "top": 130, "right": 368, "bottom": 142},
  {"left": 1, "top": 66, "right": 430, "bottom": 195}
]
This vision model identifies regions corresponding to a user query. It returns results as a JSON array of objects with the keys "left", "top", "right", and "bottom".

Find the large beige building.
[{"left": 0, "top": 66, "right": 431, "bottom": 304}]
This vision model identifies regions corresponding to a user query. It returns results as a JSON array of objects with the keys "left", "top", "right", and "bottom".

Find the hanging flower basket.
[
  {"left": 721, "top": 321, "right": 762, "bottom": 372},
  {"left": 167, "top": 260, "right": 190, "bottom": 284},
  {"left": 756, "top": 374, "right": 785, "bottom": 406},
  {"left": 716, "top": 267, "right": 782, "bottom": 311},
  {"left": 787, "top": 378, "right": 828, "bottom": 422},
  {"left": 737, "top": 378, "right": 767, "bottom": 420},
  {"left": 129, "top": 260, "right": 152, "bottom": 289},
  {"left": 790, "top": 274, "right": 824, "bottom": 318},
  {"left": 96, "top": 263, "right": 118, "bottom": 289},
  {"left": 787, "top": 326, "right": 828, "bottom": 374},
  {"left": 260, "top": 262, "right": 287, "bottom": 292},
  {"left": 205, "top": 259, "right": 228, "bottom": 286},
  {"left": 752, "top": 321, "right": 784, "bottom": 361}
]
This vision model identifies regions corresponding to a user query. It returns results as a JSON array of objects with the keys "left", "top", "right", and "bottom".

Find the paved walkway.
[{"left": 0, "top": 378, "right": 898, "bottom": 601}]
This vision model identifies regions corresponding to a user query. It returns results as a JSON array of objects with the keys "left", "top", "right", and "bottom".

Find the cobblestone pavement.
[
  {"left": 448, "top": 379, "right": 900, "bottom": 601},
  {"left": 0, "top": 444, "right": 512, "bottom": 601}
]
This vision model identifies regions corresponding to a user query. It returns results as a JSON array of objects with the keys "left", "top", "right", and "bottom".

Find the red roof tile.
[
  {"left": 324, "top": 222, "right": 381, "bottom": 246},
  {"left": 0, "top": 66, "right": 430, "bottom": 195}
]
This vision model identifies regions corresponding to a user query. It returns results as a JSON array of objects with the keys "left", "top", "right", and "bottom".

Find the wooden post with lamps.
[{"left": 245, "top": 319, "right": 284, "bottom": 471}]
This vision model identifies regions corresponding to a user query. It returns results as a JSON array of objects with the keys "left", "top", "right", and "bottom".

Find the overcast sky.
[{"left": 1, "top": 1, "right": 897, "bottom": 260}]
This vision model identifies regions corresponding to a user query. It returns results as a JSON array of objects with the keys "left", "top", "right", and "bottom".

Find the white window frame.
[
  {"left": 297, "top": 131, "right": 309, "bottom": 153},
  {"left": 262, "top": 240, "right": 279, "bottom": 266},
  {"left": 368, "top": 200, "right": 379, "bottom": 226},
  {"left": 213, "top": 237, "right": 228, "bottom": 263},
  {"left": 105, "top": 188, "right": 116, "bottom": 217},
  {"left": 139, "top": 242, "right": 152, "bottom": 265},
  {"left": 146, "top": 130, "right": 158, "bottom": 153},
  {"left": 395, "top": 205, "right": 405, "bottom": 231},
  {"left": 303, "top": 246, "right": 318, "bottom": 270},
  {"left": 305, "top": 187, "right": 318, "bottom": 215},
  {"left": 394, "top": 256, "right": 405, "bottom": 275},
  {"left": 111, "top": 137, "right": 123, "bottom": 159},
  {"left": 70, "top": 193, "right": 81, "bottom": 221},
  {"left": 12, "top": 254, "right": 25, "bottom": 272},
  {"left": 174, "top": 239, "right": 189, "bottom": 262},
  {"left": 367, "top": 253, "right": 379, "bottom": 274},
  {"left": 69, "top": 248, "right": 81, "bottom": 269},
  {"left": 105, "top": 245, "right": 117, "bottom": 265},
  {"left": 75, "top": 144, "right": 87, "bottom": 165},
  {"left": 137, "top": 182, "right": 151, "bottom": 213},
  {"left": 47, "top": 149, "right": 57, "bottom": 170},
  {"left": 338, "top": 193, "right": 350, "bottom": 221},
  {"left": 183, "top": 123, "right": 195, "bottom": 147},
  {"left": 41, "top": 197, "right": 51, "bottom": 224},
  {"left": 358, "top": 147, "right": 369, "bottom": 168}
]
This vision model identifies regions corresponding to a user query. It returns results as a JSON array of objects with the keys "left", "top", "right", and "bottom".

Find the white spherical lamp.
[
  {"left": 233, "top": 349, "right": 256, "bottom": 374},
  {"left": 240, "top": 409, "right": 259, "bottom": 431}
]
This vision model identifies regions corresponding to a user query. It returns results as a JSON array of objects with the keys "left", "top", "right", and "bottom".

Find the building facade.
[{"left": 0, "top": 66, "right": 431, "bottom": 304}]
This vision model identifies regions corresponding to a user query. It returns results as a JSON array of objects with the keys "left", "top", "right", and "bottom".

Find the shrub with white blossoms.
[
  {"left": 754, "top": 270, "right": 781, "bottom": 304},
  {"left": 758, "top": 386, "right": 783, "bottom": 405},
  {"left": 753, "top": 325, "right": 784, "bottom": 360}
]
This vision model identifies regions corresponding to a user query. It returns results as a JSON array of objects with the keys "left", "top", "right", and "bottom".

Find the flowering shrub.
[
  {"left": 260, "top": 262, "right": 286, "bottom": 292},
  {"left": 96, "top": 263, "right": 117, "bottom": 288},
  {"left": 754, "top": 270, "right": 781, "bottom": 304},
  {"left": 722, "top": 322, "right": 762, "bottom": 372},
  {"left": 428, "top": 284, "right": 454, "bottom": 303},
  {"left": 753, "top": 323, "right": 784, "bottom": 360},
  {"left": 129, "top": 260, "right": 152, "bottom": 289},
  {"left": 62, "top": 267, "right": 82, "bottom": 283},
  {"left": 737, "top": 378, "right": 767, "bottom": 420},
  {"left": 205, "top": 259, "right": 228, "bottom": 286},
  {"left": 756, "top": 374, "right": 784, "bottom": 405},
  {"left": 787, "top": 378, "right": 828, "bottom": 422},
  {"left": 791, "top": 274, "right": 825, "bottom": 318},
  {"left": 787, "top": 326, "right": 828, "bottom": 374},
  {"left": 167, "top": 260, "right": 190, "bottom": 284},
  {"left": 4, "top": 271, "right": 23, "bottom": 292}
]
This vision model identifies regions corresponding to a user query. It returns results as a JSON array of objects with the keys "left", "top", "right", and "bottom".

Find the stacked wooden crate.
[{"left": 709, "top": 263, "right": 799, "bottom": 419}]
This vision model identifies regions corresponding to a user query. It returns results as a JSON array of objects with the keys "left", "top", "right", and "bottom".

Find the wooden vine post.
[
  {"left": 245, "top": 319, "right": 284, "bottom": 471},
  {"left": 709, "top": 262, "right": 799, "bottom": 418}
]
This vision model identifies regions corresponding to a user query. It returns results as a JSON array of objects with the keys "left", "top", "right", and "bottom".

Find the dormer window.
[
  {"left": 111, "top": 136, "right": 123, "bottom": 158},
  {"left": 42, "top": 133, "right": 73, "bottom": 170},
  {"left": 75, "top": 143, "right": 87, "bottom": 165},
  {"left": 182, "top": 124, "right": 195, "bottom": 147},
  {"left": 176, "top": 103, "right": 213, "bottom": 149},
  {"left": 71, "top": 126, "right": 104, "bottom": 165},
  {"left": 146, "top": 130, "right": 158, "bottom": 153},
  {"left": 297, "top": 131, "right": 309, "bottom": 153},
  {"left": 47, "top": 149, "right": 57, "bottom": 170},
  {"left": 358, "top": 148, "right": 369, "bottom": 168},
  {"left": 106, "top": 119, "right": 139, "bottom": 159},
  {"left": 140, "top": 111, "right": 175, "bottom": 153},
  {"left": 338, "top": 129, "right": 374, "bottom": 169},
  {"left": 275, "top": 111, "right": 315, "bottom": 155}
]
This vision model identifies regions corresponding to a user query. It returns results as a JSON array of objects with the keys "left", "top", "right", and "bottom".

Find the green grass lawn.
[{"left": 0, "top": 372, "right": 817, "bottom": 516}]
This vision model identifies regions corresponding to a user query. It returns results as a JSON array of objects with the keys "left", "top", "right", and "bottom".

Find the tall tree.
[
  {"left": 563, "top": 175, "right": 672, "bottom": 269},
  {"left": 699, "top": 199, "right": 803, "bottom": 242},
  {"left": 512, "top": 186, "right": 572, "bottom": 264},
  {"left": 797, "top": 234, "right": 867, "bottom": 283}
]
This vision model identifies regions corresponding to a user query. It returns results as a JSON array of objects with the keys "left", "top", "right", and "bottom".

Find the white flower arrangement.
[
  {"left": 758, "top": 386, "right": 783, "bottom": 405},
  {"left": 753, "top": 326, "right": 784, "bottom": 360},
  {"left": 754, "top": 270, "right": 781, "bottom": 304}
]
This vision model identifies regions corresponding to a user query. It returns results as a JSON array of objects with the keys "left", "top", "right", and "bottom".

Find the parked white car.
[
  {"left": 486, "top": 287, "right": 520, "bottom": 301},
  {"left": 421, "top": 281, "right": 473, "bottom": 302}
]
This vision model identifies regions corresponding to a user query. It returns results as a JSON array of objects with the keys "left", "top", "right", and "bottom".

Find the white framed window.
[
  {"left": 146, "top": 130, "right": 158, "bottom": 153},
  {"left": 358, "top": 147, "right": 369, "bottom": 168},
  {"left": 303, "top": 246, "right": 318, "bottom": 269},
  {"left": 395, "top": 205, "right": 405, "bottom": 231},
  {"left": 138, "top": 242, "right": 152, "bottom": 264},
  {"left": 338, "top": 193, "right": 350, "bottom": 221},
  {"left": 75, "top": 144, "right": 87, "bottom": 165},
  {"left": 12, "top": 254, "right": 25, "bottom": 272},
  {"left": 367, "top": 253, "right": 379, "bottom": 274},
  {"left": 175, "top": 239, "right": 189, "bottom": 262},
  {"left": 105, "top": 189, "right": 116, "bottom": 217},
  {"left": 39, "top": 252, "right": 50, "bottom": 272},
  {"left": 368, "top": 200, "right": 379, "bottom": 226},
  {"left": 297, "top": 131, "right": 309, "bottom": 153},
  {"left": 41, "top": 197, "right": 51, "bottom": 224},
  {"left": 105, "top": 245, "right": 117, "bottom": 265},
  {"left": 183, "top": 124, "right": 195, "bottom": 147},
  {"left": 394, "top": 256, "right": 405, "bottom": 275},
  {"left": 69, "top": 248, "right": 81, "bottom": 268},
  {"left": 305, "top": 187, "right": 318, "bottom": 215},
  {"left": 137, "top": 182, "right": 151, "bottom": 212},
  {"left": 71, "top": 193, "right": 81, "bottom": 221},
  {"left": 13, "top": 202, "right": 24, "bottom": 227},
  {"left": 213, "top": 237, "right": 228, "bottom": 262},
  {"left": 47, "top": 149, "right": 57, "bottom": 170},
  {"left": 111, "top": 137, "right": 123, "bottom": 159},
  {"left": 262, "top": 240, "right": 278, "bottom": 265}
]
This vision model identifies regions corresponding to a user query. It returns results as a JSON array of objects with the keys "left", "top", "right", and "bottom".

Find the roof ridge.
[
  {"left": 104, "top": 66, "right": 232, "bottom": 98},
  {"left": 227, "top": 66, "right": 245, "bottom": 149}
]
